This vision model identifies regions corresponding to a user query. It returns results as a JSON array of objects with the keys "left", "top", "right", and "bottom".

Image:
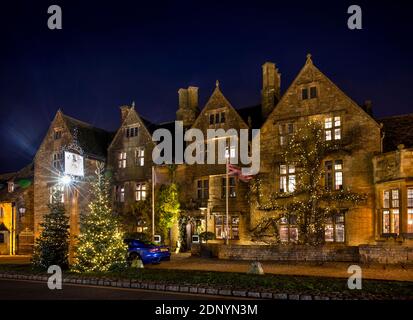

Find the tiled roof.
[
  {"left": 62, "top": 114, "right": 113, "bottom": 159},
  {"left": 378, "top": 113, "right": 413, "bottom": 152}
]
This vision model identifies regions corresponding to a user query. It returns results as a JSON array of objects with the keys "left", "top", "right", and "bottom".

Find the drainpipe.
[{"left": 11, "top": 202, "right": 15, "bottom": 255}]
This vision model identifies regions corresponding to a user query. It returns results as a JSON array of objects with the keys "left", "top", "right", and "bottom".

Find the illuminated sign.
[{"left": 64, "top": 151, "right": 84, "bottom": 177}]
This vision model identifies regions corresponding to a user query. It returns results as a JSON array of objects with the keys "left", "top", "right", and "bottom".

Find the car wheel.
[{"left": 128, "top": 252, "right": 140, "bottom": 262}]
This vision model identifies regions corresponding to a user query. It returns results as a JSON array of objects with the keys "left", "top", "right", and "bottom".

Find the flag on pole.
[{"left": 227, "top": 163, "right": 254, "bottom": 182}]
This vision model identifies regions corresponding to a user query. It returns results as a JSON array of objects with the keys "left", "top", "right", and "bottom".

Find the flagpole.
[
  {"left": 152, "top": 165, "right": 155, "bottom": 241},
  {"left": 226, "top": 158, "right": 229, "bottom": 245}
]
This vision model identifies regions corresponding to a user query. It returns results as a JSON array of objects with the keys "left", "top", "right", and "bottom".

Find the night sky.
[{"left": 0, "top": 0, "right": 412, "bottom": 173}]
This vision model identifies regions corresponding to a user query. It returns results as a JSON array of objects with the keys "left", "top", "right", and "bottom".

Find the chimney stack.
[
  {"left": 176, "top": 86, "right": 199, "bottom": 128},
  {"left": 119, "top": 105, "right": 131, "bottom": 124},
  {"left": 261, "top": 62, "right": 281, "bottom": 119},
  {"left": 363, "top": 100, "right": 373, "bottom": 116}
]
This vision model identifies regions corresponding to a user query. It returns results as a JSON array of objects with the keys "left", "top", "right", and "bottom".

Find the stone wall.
[
  {"left": 193, "top": 243, "right": 360, "bottom": 262},
  {"left": 359, "top": 243, "right": 413, "bottom": 264}
]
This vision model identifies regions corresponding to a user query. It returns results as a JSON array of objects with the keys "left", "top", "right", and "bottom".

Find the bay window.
[{"left": 408, "top": 188, "right": 413, "bottom": 233}]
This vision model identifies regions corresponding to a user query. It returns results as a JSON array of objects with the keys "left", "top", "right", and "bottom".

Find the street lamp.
[{"left": 60, "top": 175, "right": 72, "bottom": 185}]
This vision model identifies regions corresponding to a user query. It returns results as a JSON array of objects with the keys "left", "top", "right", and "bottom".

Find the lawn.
[{"left": 0, "top": 264, "right": 412, "bottom": 299}]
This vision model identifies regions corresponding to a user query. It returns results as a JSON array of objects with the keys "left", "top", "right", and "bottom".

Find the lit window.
[
  {"left": 197, "top": 179, "right": 209, "bottom": 199},
  {"left": 126, "top": 127, "right": 138, "bottom": 138},
  {"left": 279, "top": 215, "right": 298, "bottom": 243},
  {"left": 382, "top": 189, "right": 400, "bottom": 234},
  {"left": 8, "top": 182, "right": 14, "bottom": 193},
  {"left": 325, "top": 160, "right": 343, "bottom": 190},
  {"left": 408, "top": 188, "right": 413, "bottom": 233},
  {"left": 118, "top": 152, "right": 127, "bottom": 168},
  {"left": 214, "top": 215, "right": 239, "bottom": 240},
  {"left": 49, "top": 185, "right": 64, "bottom": 203},
  {"left": 135, "top": 183, "right": 147, "bottom": 201},
  {"left": 325, "top": 116, "right": 341, "bottom": 141},
  {"left": 279, "top": 164, "right": 295, "bottom": 193},
  {"left": 325, "top": 212, "right": 345, "bottom": 242},
  {"left": 135, "top": 147, "right": 144, "bottom": 166},
  {"left": 115, "top": 185, "right": 125, "bottom": 203}
]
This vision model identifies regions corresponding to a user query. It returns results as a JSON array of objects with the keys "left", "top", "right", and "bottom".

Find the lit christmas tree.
[
  {"left": 72, "top": 164, "right": 127, "bottom": 273},
  {"left": 32, "top": 190, "right": 70, "bottom": 270}
]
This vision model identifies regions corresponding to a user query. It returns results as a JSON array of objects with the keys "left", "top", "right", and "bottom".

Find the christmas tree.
[
  {"left": 72, "top": 164, "right": 127, "bottom": 273},
  {"left": 32, "top": 190, "right": 70, "bottom": 270}
]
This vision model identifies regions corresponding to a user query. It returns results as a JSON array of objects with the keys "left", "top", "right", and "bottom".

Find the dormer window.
[
  {"left": 8, "top": 182, "right": 14, "bottom": 193},
  {"left": 126, "top": 126, "right": 138, "bottom": 138}
]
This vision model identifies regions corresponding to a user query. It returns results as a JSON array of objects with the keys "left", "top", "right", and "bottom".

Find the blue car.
[{"left": 125, "top": 239, "right": 171, "bottom": 264}]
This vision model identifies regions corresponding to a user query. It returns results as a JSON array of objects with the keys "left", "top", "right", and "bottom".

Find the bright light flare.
[{"left": 60, "top": 175, "right": 72, "bottom": 185}]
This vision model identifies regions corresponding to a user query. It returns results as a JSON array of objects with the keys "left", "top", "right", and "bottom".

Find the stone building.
[
  {"left": 1, "top": 54, "right": 412, "bottom": 262},
  {"left": 32, "top": 110, "right": 112, "bottom": 259},
  {"left": 0, "top": 163, "right": 34, "bottom": 254}
]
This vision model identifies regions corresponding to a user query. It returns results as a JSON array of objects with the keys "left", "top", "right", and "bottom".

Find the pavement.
[
  {"left": 0, "top": 278, "right": 242, "bottom": 300},
  {"left": 2, "top": 253, "right": 413, "bottom": 282}
]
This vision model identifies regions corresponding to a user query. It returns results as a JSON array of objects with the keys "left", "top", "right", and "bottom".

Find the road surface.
[{"left": 0, "top": 278, "right": 241, "bottom": 300}]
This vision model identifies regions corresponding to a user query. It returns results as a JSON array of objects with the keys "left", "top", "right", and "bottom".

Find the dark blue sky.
[{"left": 0, "top": 0, "right": 412, "bottom": 172}]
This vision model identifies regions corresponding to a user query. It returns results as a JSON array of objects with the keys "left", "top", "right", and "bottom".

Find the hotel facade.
[{"left": 1, "top": 55, "right": 412, "bottom": 262}]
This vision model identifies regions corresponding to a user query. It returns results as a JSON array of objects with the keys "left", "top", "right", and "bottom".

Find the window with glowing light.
[
  {"left": 279, "top": 164, "right": 295, "bottom": 193},
  {"left": 408, "top": 188, "right": 413, "bottom": 233},
  {"left": 115, "top": 185, "right": 125, "bottom": 203},
  {"left": 118, "top": 152, "right": 127, "bottom": 168},
  {"left": 49, "top": 185, "right": 64, "bottom": 204},
  {"left": 382, "top": 189, "right": 400, "bottom": 234},
  {"left": 135, "top": 183, "right": 147, "bottom": 201},
  {"left": 324, "top": 116, "right": 341, "bottom": 141},
  {"left": 325, "top": 212, "right": 345, "bottom": 242},
  {"left": 279, "top": 215, "right": 298, "bottom": 243},
  {"left": 135, "top": 147, "right": 145, "bottom": 166},
  {"left": 325, "top": 160, "right": 343, "bottom": 190},
  {"left": 7, "top": 182, "right": 14, "bottom": 193},
  {"left": 214, "top": 215, "right": 239, "bottom": 240}
]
